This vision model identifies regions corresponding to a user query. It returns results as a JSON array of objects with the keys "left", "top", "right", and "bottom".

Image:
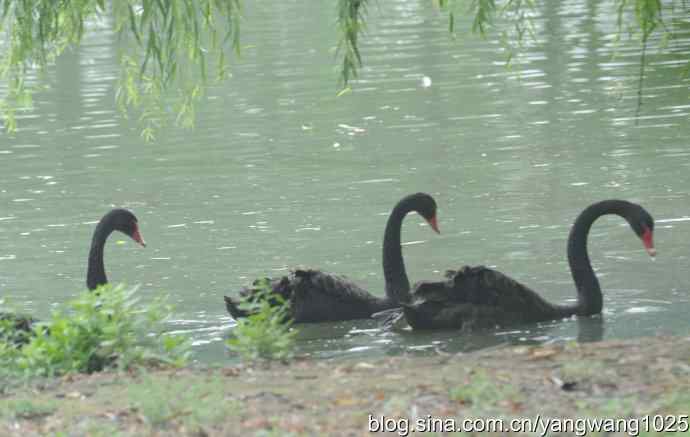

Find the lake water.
[{"left": 1, "top": 0, "right": 689, "bottom": 363}]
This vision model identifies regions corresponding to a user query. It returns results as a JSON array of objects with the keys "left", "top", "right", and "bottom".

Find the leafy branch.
[
  {"left": 335, "top": 0, "right": 687, "bottom": 115},
  {"left": 0, "top": 0, "right": 241, "bottom": 140},
  {"left": 114, "top": 0, "right": 241, "bottom": 140},
  {"left": 0, "top": 0, "right": 687, "bottom": 134},
  {"left": 0, "top": 0, "right": 102, "bottom": 132},
  {"left": 336, "top": 0, "right": 367, "bottom": 91},
  {"left": 615, "top": 0, "right": 664, "bottom": 121}
]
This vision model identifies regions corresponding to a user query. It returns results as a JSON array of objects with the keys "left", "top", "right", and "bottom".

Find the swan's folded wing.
[
  {"left": 405, "top": 266, "right": 564, "bottom": 330},
  {"left": 225, "top": 275, "right": 293, "bottom": 320},
  {"left": 293, "top": 270, "right": 374, "bottom": 302},
  {"left": 410, "top": 265, "right": 489, "bottom": 304},
  {"left": 445, "top": 266, "right": 560, "bottom": 321},
  {"left": 447, "top": 266, "right": 539, "bottom": 306},
  {"left": 290, "top": 270, "right": 384, "bottom": 322},
  {"left": 410, "top": 265, "right": 544, "bottom": 306}
]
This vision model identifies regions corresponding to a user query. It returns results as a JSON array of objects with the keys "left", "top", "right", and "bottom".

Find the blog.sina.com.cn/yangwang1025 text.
[{"left": 367, "top": 414, "right": 690, "bottom": 436}]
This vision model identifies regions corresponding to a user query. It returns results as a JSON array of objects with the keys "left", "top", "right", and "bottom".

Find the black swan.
[
  {"left": 382, "top": 199, "right": 656, "bottom": 330},
  {"left": 1, "top": 209, "right": 145, "bottom": 345},
  {"left": 86, "top": 208, "right": 146, "bottom": 290},
  {"left": 224, "top": 192, "right": 440, "bottom": 322}
]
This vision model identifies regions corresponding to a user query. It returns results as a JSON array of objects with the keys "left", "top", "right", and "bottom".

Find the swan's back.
[
  {"left": 225, "top": 269, "right": 395, "bottom": 323},
  {"left": 224, "top": 276, "right": 291, "bottom": 319},
  {"left": 289, "top": 269, "right": 391, "bottom": 322},
  {"left": 403, "top": 266, "right": 564, "bottom": 330}
]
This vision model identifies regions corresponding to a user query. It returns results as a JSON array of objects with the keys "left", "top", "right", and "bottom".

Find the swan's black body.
[
  {"left": 224, "top": 193, "right": 439, "bottom": 323},
  {"left": 384, "top": 200, "right": 656, "bottom": 330},
  {"left": 225, "top": 269, "right": 395, "bottom": 322},
  {"left": 1, "top": 209, "right": 144, "bottom": 346}
]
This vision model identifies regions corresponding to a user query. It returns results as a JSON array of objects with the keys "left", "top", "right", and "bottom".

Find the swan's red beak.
[
  {"left": 641, "top": 228, "right": 655, "bottom": 257},
  {"left": 131, "top": 225, "right": 146, "bottom": 247},
  {"left": 428, "top": 215, "right": 440, "bottom": 234}
]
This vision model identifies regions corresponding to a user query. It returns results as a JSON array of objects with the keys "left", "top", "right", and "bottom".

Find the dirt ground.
[{"left": 1, "top": 335, "right": 689, "bottom": 436}]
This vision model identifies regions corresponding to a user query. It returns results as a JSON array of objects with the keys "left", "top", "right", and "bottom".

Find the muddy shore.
[{"left": 1, "top": 335, "right": 688, "bottom": 436}]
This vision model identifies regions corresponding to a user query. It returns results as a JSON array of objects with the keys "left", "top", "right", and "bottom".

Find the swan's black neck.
[
  {"left": 564, "top": 200, "right": 635, "bottom": 316},
  {"left": 382, "top": 197, "right": 416, "bottom": 304},
  {"left": 86, "top": 219, "right": 114, "bottom": 291}
]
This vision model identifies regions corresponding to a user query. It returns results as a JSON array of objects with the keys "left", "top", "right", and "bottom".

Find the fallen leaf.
[
  {"left": 504, "top": 399, "right": 524, "bottom": 413},
  {"left": 529, "top": 348, "right": 559, "bottom": 360},
  {"left": 222, "top": 368, "right": 241, "bottom": 377},
  {"left": 241, "top": 417, "right": 271, "bottom": 429},
  {"left": 334, "top": 397, "right": 360, "bottom": 407}
]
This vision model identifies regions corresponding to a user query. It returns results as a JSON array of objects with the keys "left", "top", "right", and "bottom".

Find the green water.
[{"left": 1, "top": 1, "right": 689, "bottom": 362}]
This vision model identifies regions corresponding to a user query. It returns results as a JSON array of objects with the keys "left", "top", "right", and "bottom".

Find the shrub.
[
  {"left": 0, "top": 306, "right": 35, "bottom": 347},
  {"left": 226, "top": 279, "right": 296, "bottom": 362},
  {"left": 0, "top": 284, "right": 189, "bottom": 377}
]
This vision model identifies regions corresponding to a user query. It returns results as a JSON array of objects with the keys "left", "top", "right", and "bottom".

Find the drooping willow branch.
[
  {"left": 0, "top": 0, "right": 241, "bottom": 139},
  {"left": 0, "top": 0, "right": 686, "bottom": 136},
  {"left": 334, "top": 0, "right": 685, "bottom": 123},
  {"left": 336, "top": 0, "right": 368, "bottom": 90},
  {"left": 621, "top": 0, "right": 662, "bottom": 123}
]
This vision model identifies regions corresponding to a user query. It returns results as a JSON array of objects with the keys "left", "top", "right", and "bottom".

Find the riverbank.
[{"left": 1, "top": 335, "right": 688, "bottom": 436}]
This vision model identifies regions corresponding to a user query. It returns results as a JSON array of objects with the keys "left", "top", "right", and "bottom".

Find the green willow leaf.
[{"left": 0, "top": 0, "right": 242, "bottom": 139}]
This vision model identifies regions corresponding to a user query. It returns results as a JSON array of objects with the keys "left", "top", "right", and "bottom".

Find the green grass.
[
  {"left": 559, "top": 359, "right": 609, "bottom": 382},
  {"left": 0, "top": 398, "right": 57, "bottom": 420},
  {"left": 449, "top": 370, "right": 522, "bottom": 412},
  {"left": 127, "top": 373, "right": 238, "bottom": 431},
  {"left": 253, "top": 430, "right": 300, "bottom": 437}
]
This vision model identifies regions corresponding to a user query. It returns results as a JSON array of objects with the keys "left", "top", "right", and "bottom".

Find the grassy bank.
[{"left": 1, "top": 335, "right": 688, "bottom": 436}]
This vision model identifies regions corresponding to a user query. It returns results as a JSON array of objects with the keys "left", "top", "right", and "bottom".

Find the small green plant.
[
  {"left": 226, "top": 279, "right": 297, "bottom": 361},
  {"left": 0, "top": 398, "right": 57, "bottom": 419},
  {"left": 127, "top": 374, "right": 235, "bottom": 430},
  {"left": 449, "top": 370, "right": 522, "bottom": 413},
  {"left": 0, "top": 306, "right": 35, "bottom": 347},
  {"left": 0, "top": 284, "right": 189, "bottom": 377}
]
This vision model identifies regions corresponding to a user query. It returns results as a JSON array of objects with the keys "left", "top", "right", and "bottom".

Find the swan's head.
[
  {"left": 108, "top": 208, "right": 146, "bottom": 247},
  {"left": 628, "top": 206, "right": 655, "bottom": 257},
  {"left": 410, "top": 192, "right": 439, "bottom": 234}
]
